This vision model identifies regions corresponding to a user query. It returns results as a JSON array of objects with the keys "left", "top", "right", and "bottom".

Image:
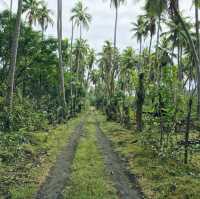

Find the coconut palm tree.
[
  {"left": 7, "top": 0, "right": 23, "bottom": 112},
  {"left": 71, "top": 1, "right": 91, "bottom": 114},
  {"left": 22, "top": 0, "right": 43, "bottom": 27},
  {"left": 144, "top": 0, "right": 167, "bottom": 61},
  {"left": 38, "top": 2, "right": 53, "bottom": 40},
  {"left": 144, "top": 0, "right": 199, "bottom": 71},
  {"left": 146, "top": 16, "right": 156, "bottom": 54},
  {"left": 131, "top": 15, "right": 148, "bottom": 55},
  {"left": 71, "top": 1, "right": 92, "bottom": 76},
  {"left": 105, "top": 0, "right": 125, "bottom": 49},
  {"left": 162, "top": 18, "right": 192, "bottom": 80},
  {"left": 57, "top": 0, "right": 66, "bottom": 117},
  {"left": 98, "top": 41, "right": 115, "bottom": 100},
  {"left": 71, "top": 1, "right": 92, "bottom": 40}
]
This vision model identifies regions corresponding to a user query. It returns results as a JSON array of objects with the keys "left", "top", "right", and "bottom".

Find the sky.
[{"left": 0, "top": 0, "right": 194, "bottom": 52}]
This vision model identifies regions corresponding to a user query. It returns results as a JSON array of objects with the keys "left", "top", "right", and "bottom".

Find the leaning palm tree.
[
  {"left": 7, "top": 0, "right": 23, "bottom": 112},
  {"left": 71, "top": 1, "right": 92, "bottom": 40},
  {"left": 194, "top": 0, "right": 200, "bottom": 117},
  {"left": 57, "top": 0, "right": 66, "bottom": 117}
]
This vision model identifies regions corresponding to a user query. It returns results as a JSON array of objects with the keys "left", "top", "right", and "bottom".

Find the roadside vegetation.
[
  {"left": 0, "top": 116, "right": 82, "bottom": 198},
  {"left": 96, "top": 112, "right": 200, "bottom": 199}
]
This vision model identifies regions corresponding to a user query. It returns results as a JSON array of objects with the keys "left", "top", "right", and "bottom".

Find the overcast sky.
[{"left": 0, "top": 0, "right": 194, "bottom": 52}]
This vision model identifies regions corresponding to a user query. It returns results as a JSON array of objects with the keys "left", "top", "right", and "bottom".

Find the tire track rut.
[
  {"left": 36, "top": 120, "right": 84, "bottom": 199},
  {"left": 95, "top": 119, "right": 143, "bottom": 199}
]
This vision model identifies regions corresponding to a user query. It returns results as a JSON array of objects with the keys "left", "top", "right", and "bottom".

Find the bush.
[{"left": 0, "top": 97, "right": 48, "bottom": 132}]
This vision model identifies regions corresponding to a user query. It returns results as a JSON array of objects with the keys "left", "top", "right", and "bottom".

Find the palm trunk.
[
  {"left": 57, "top": 0, "right": 66, "bottom": 117},
  {"left": 172, "top": 1, "right": 199, "bottom": 74},
  {"left": 74, "top": 24, "right": 82, "bottom": 114},
  {"left": 155, "top": 16, "right": 161, "bottom": 62},
  {"left": 10, "top": 0, "right": 13, "bottom": 15},
  {"left": 139, "top": 38, "right": 142, "bottom": 71},
  {"left": 110, "top": 5, "right": 118, "bottom": 98},
  {"left": 70, "top": 19, "right": 74, "bottom": 70},
  {"left": 149, "top": 33, "right": 153, "bottom": 55},
  {"left": 195, "top": 0, "right": 200, "bottom": 118},
  {"left": 80, "top": 23, "right": 82, "bottom": 40},
  {"left": 136, "top": 73, "right": 145, "bottom": 132},
  {"left": 42, "top": 23, "right": 45, "bottom": 40},
  {"left": 178, "top": 45, "right": 183, "bottom": 80},
  {"left": 139, "top": 38, "right": 142, "bottom": 55},
  {"left": 177, "top": 36, "right": 180, "bottom": 80},
  {"left": 114, "top": 6, "right": 118, "bottom": 49},
  {"left": 156, "top": 14, "right": 164, "bottom": 145},
  {"left": 170, "top": 33, "right": 176, "bottom": 64},
  {"left": 7, "top": 0, "right": 23, "bottom": 112},
  {"left": 184, "top": 98, "right": 192, "bottom": 164},
  {"left": 70, "top": 19, "right": 74, "bottom": 116}
]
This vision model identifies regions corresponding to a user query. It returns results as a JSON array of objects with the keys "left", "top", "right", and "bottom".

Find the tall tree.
[
  {"left": 7, "top": 0, "right": 23, "bottom": 112},
  {"left": 136, "top": 73, "right": 145, "bottom": 131},
  {"left": 71, "top": 1, "right": 92, "bottom": 40},
  {"left": 22, "top": 0, "right": 43, "bottom": 27},
  {"left": 106, "top": 0, "right": 125, "bottom": 49},
  {"left": 146, "top": 16, "right": 156, "bottom": 54},
  {"left": 38, "top": 2, "right": 53, "bottom": 40},
  {"left": 69, "top": 17, "right": 75, "bottom": 115},
  {"left": 57, "top": 0, "right": 66, "bottom": 116},
  {"left": 194, "top": 0, "right": 200, "bottom": 117},
  {"left": 131, "top": 15, "right": 148, "bottom": 56},
  {"left": 71, "top": 1, "right": 91, "bottom": 114}
]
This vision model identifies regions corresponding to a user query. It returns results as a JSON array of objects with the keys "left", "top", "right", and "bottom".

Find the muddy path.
[
  {"left": 95, "top": 119, "right": 143, "bottom": 199},
  {"left": 36, "top": 120, "right": 84, "bottom": 199}
]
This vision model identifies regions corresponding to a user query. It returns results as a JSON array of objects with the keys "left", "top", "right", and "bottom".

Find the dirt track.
[{"left": 35, "top": 113, "right": 142, "bottom": 199}]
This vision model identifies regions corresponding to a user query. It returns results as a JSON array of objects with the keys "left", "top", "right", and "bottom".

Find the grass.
[
  {"left": 0, "top": 115, "right": 83, "bottom": 199},
  {"left": 63, "top": 116, "right": 118, "bottom": 199},
  {"left": 96, "top": 112, "right": 200, "bottom": 199}
]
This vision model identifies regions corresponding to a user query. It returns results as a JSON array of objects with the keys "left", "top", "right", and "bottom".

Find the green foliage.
[
  {"left": 0, "top": 115, "right": 82, "bottom": 198},
  {"left": 0, "top": 9, "right": 92, "bottom": 131},
  {"left": 0, "top": 96, "right": 48, "bottom": 132}
]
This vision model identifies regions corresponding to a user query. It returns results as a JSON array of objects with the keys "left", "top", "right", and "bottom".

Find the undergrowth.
[
  {"left": 96, "top": 112, "right": 200, "bottom": 199},
  {"left": 0, "top": 115, "right": 82, "bottom": 199}
]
